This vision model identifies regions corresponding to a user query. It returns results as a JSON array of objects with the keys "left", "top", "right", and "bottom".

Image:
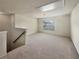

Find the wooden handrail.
[{"left": 13, "top": 31, "right": 26, "bottom": 43}]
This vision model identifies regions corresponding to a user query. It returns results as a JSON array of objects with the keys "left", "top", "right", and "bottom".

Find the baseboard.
[
  {"left": 0, "top": 53, "right": 7, "bottom": 59},
  {"left": 38, "top": 32, "right": 71, "bottom": 39}
]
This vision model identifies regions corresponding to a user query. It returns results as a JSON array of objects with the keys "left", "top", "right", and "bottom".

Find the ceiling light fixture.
[
  {"left": 39, "top": 0, "right": 64, "bottom": 12},
  {"left": 40, "top": 3, "right": 55, "bottom": 12}
]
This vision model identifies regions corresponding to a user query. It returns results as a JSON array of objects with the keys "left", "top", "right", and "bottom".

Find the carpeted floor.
[{"left": 0, "top": 33, "right": 79, "bottom": 59}]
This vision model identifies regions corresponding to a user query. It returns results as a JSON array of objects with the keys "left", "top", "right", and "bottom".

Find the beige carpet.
[{"left": 0, "top": 33, "right": 79, "bottom": 59}]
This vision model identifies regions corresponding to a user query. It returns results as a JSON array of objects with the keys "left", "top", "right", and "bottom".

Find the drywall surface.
[
  {"left": 0, "top": 0, "right": 79, "bottom": 17},
  {"left": 71, "top": 3, "right": 79, "bottom": 54},
  {"left": 0, "top": 31, "right": 7, "bottom": 58},
  {"left": 0, "top": 15, "right": 11, "bottom": 31},
  {"left": 15, "top": 14, "right": 37, "bottom": 35},
  {"left": 32, "top": 0, "right": 79, "bottom": 18},
  {"left": 38, "top": 14, "right": 70, "bottom": 37},
  {"left": 0, "top": 14, "right": 26, "bottom": 52},
  {"left": 0, "top": 14, "right": 12, "bottom": 51}
]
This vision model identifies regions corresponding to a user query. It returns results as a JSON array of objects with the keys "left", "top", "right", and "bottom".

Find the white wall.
[
  {"left": 64, "top": 0, "right": 79, "bottom": 14},
  {"left": 0, "top": 14, "right": 26, "bottom": 51},
  {"left": 15, "top": 14, "right": 37, "bottom": 35},
  {"left": 32, "top": 0, "right": 79, "bottom": 18},
  {"left": 38, "top": 14, "right": 70, "bottom": 37},
  {"left": 71, "top": 3, "right": 79, "bottom": 54},
  {"left": 0, "top": 15, "right": 11, "bottom": 31},
  {"left": 0, "top": 31, "right": 7, "bottom": 58},
  {"left": 0, "top": 14, "right": 13, "bottom": 51}
]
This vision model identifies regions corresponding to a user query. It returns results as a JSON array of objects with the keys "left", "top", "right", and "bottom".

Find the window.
[{"left": 42, "top": 18, "right": 55, "bottom": 31}]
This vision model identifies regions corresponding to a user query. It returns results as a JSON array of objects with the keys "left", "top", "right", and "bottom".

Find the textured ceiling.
[
  {"left": 0, "top": 0, "right": 58, "bottom": 13},
  {"left": 0, "top": 0, "right": 79, "bottom": 17}
]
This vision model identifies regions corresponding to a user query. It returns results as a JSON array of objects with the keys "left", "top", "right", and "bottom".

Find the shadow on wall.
[{"left": 0, "top": 14, "right": 26, "bottom": 52}]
